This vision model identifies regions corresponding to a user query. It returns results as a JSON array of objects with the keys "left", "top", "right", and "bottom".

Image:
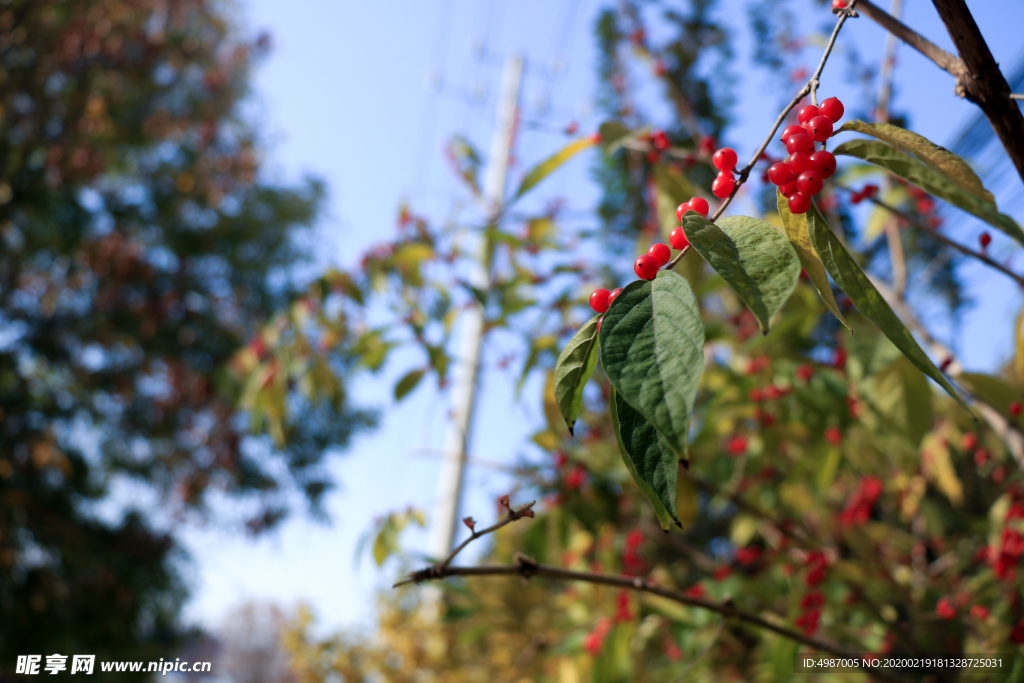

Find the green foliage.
[
  {"left": 0, "top": 0, "right": 370, "bottom": 670},
  {"left": 833, "top": 137, "right": 1024, "bottom": 243},
  {"left": 776, "top": 189, "right": 849, "bottom": 328},
  {"left": 554, "top": 315, "right": 601, "bottom": 435},
  {"left": 600, "top": 271, "right": 705, "bottom": 461},
  {"left": 802, "top": 198, "right": 967, "bottom": 409},
  {"left": 682, "top": 213, "right": 801, "bottom": 334},
  {"left": 610, "top": 389, "right": 679, "bottom": 529},
  {"left": 513, "top": 137, "right": 597, "bottom": 201}
]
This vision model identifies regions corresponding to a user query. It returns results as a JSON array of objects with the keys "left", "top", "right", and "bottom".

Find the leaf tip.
[{"left": 567, "top": 424, "right": 575, "bottom": 437}]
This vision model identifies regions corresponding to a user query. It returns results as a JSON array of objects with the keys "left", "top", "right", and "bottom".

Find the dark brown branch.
[
  {"left": 854, "top": 0, "right": 963, "bottom": 76},
  {"left": 931, "top": 0, "right": 1024, "bottom": 185},
  {"left": 398, "top": 554, "right": 906, "bottom": 683},
  {"left": 431, "top": 500, "right": 536, "bottom": 573},
  {"left": 856, "top": 0, "right": 1024, "bottom": 185}
]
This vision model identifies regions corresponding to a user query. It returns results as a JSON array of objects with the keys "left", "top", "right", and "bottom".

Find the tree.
[
  {"left": 0, "top": 0, "right": 370, "bottom": 675},
  {"left": 275, "top": 0, "right": 1024, "bottom": 680}
]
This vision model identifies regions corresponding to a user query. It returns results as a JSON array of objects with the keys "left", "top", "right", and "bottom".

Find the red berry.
[
  {"left": 798, "top": 105, "right": 819, "bottom": 124},
  {"left": 1011, "top": 401, "right": 1021, "bottom": 417},
  {"left": 698, "top": 135, "right": 716, "bottom": 155},
  {"left": 832, "top": 0, "right": 849, "bottom": 9},
  {"left": 787, "top": 193, "right": 811, "bottom": 214},
  {"left": 786, "top": 133, "right": 815, "bottom": 155},
  {"left": 781, "top": 124, "right": 804, "bottom": 143},
  {"left": 862, "top": 184, "right": 878, "bottom": 198},
  {"left": 936, "top": 597, "right": 956, "bottom": 620},
  {"left": 589, "top": 288, "right": 611, "bottom": 313},
  {"left": 797, "top": 170, "right": 823, "bottom": 196},
  {"left": 712, "top": 147, "right": 738, "bottom": 171},
  {"left": 767, "top": 162, "right": 795, "bottom": 186},
  {"left": 634, "top": 254, "right": 659, "bottom": 280},
  {"left": 809, "top": 150, "right": 837, "bottom": 178},
  {"left": 652, "top": 130, "right": 670, "bottom": 151},
  {"left": 712, "top": 171, "right": 736, "bottom": 198},
  {"left": 980, "top": 232, "right": 992, "bottom": 249},
  {"left": 687, "top": 197, "right": 710, "bottom": 217},
  {"left": 648, "top": 242, "right": 671, "bottom": 266},
  {"left": 825, "top": 426, "right": 842, "bottom": 445},
  {"left": 596, "top": 317, "right": 602, "bottom": 333},
  {"left": 669, "top": 226, "right": 690, "bottom": 250},
  {"left": 608, "top": 287, "right": 623, "bottom": 305},
  {"left": 675, "top": 202, "right": 690, "bottom": 222},
  {"left": 786, "top": 152, "right": 813, "bottom": 175},
  {"left": 808, "top": 115, "right": 833, "bottom": 142},
  {"left": 780, "top": 180, "right": 799, "bottom": 197},
  {"left": 819, "top": 97, "right": 844, "bottom": 123}
]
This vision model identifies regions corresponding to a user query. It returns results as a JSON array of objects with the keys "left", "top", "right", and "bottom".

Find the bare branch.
[
  {"left": 833, "top": 184, "right": 1024, "bottom": 288},
  {"left": 855, "top": 0, "right": 1024, "bottom": 185},
  {"left": 854, "top": 0, "right": 963, "bottom": 77},
  {"left": 399, "top": 554, "right": 907, "bottom": 683}
]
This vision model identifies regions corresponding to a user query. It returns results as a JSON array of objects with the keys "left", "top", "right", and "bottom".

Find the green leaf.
[
  {"left": 682, "top": 213, "right": 801, "bottom": 334},
  {"left": 957, "top": 372, "right": 1022, "bottom": 418},
  {"left": 394, "top": 368, "right": 426, "bottom": 401},
  {"left": 513, "top": 137, "right": 596, "bottom": 200},
  {"left": 610, "top": 388, "right": 679, "bottom": 530},
  {"left": 833, "top": 138, "right": 1024, "bottom": 245},
  {"left": 553, "top": 315, "right": 600, "bottom": 435},
  {"left": 777, "top": 190, "right": 849, "bottom": 329},
  {"left": 835, "top": 120, "right": 994, "bottom": 204},
  {"left": 597, "top": 120, "right": 634, "bottom": 154},
  {"left": 805, "top": 200, "right": 968, "bottom": 410},
  {"left": 599, "top": 270, "right": 705, "bottom": 459}
]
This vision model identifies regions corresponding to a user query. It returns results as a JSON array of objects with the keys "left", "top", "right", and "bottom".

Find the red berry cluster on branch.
[
  {"left": 767, "top": 97, "right": 844, "bottom": 214},
  {"left": 711, "top": 147, "right": 738, "bottom": 198}
]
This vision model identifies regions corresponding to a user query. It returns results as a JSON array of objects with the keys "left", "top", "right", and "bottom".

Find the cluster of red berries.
[
  {"left": 838, "top": 476, "right": 882, "bottom": 526},
  {"left": 588, "top": 198, "right": 710, "bottom": 320},
  {"left": 622, "top": 528, "right": 647, "bottom": 576},
  {"left": 796, "top": 590, "right": 825, "bottom": 636},
  {"left": 766, "top": 97, "right": 845, "bottom": 214},
  {"left": 985, "top": 499, "right": 1024, "bottom": 580},
  {"left": 848, "top": 183, "right": 878, "bottom": 204},
  {"left": 583, "top": 616, "right": 613, "bottom": 655},
  {"left": 710, "top": 146, "right": 739, "bottom": 198}
]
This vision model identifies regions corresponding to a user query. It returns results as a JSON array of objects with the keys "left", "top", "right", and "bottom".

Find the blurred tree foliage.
[
  {"left": 278, "top": 0, "right": 1024, "bottom": 681},
  {"left": 0, "top": 0, "right": 370, "bottom": 675}
]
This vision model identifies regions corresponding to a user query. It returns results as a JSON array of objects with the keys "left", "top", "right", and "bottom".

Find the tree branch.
[
  {"left": 855, "top": 0, "right": 1024, "bottom": 185},
  {"left": 399, "top": 554, "right": 907, "bottom": 683},
  {"left": 854, "top": 0, "right": 963, "bottom": 76},
  {"left": 833, "top": 184, "right": 1024, "bottom": 288}
]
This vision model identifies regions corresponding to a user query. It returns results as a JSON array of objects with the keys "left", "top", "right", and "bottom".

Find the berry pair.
[
  {"left": 768, "top": 97, "right": 845, "bottom": 214},
  {"left": 671, "top": 198, "right": 709, "bottom": 249},
  {"left": 633, "top": 241, "right": 671, "bottom": 281},
  {"left": 711, "top": 147, "right": 738, "bottom": 198}
]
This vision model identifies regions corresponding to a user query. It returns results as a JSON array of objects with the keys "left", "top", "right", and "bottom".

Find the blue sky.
[{"left": 179, "top": 0, "right": 1024, "bottom": 634}]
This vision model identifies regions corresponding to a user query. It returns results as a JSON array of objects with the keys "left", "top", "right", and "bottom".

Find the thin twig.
[
  {"left": 426, "top": 500, "right": 536, "bottom": 573},
  {"left": 670, "top": 619, "right": 725, "bottom": 683},
  {"left": 1011, "top": 94, "right": 1024, "bottom": 101},
  {"left": 834, "top": 184, "right": 1024, "bottom": 287},
  {"left": 710, "top": 3, "right": 858, "bottom": 223},
  {"left": 854, "top": 0, "right": 964, "bottom": 77},
  {"left": 666, "top": 244, "right": 690, "bottom": 270},
  {"left": 398, "top": 554, "right": 907, "bottom": 683}
]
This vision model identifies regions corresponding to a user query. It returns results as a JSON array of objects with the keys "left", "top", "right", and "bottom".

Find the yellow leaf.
[{"left": 921, "top": 431, "right": 963, "bottom": 507}]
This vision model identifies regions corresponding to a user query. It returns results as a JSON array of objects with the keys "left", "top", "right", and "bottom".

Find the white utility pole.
[{"left": 428, "top": 54, "right": 524, "bottom": 560}]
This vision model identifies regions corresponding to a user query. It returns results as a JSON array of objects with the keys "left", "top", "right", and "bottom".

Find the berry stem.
[
  {"left": 708, "top": 2, "right": 858, "bottom": 223},
  {"left": 665, "top": 245, "right": 691, "bottom": 271}
]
